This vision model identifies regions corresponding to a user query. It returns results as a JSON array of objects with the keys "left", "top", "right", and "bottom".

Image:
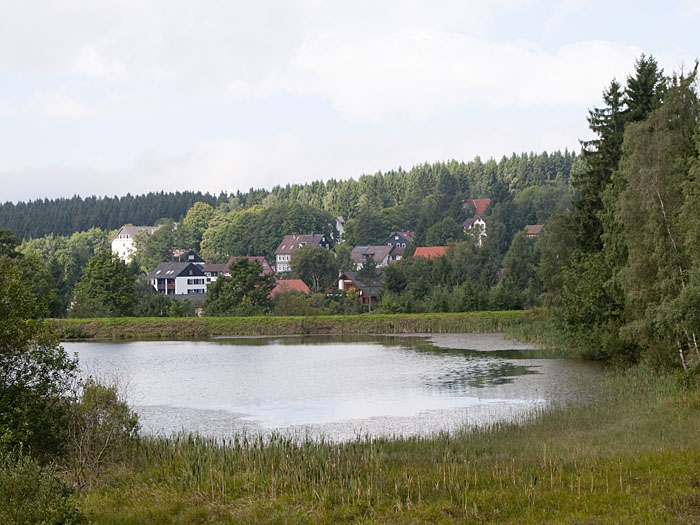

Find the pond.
[{"left": 64, "top": 334, "right": 603, "bottom": 441}]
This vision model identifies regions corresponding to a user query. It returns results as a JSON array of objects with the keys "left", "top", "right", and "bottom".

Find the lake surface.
[{"left": 64, "top": 334, "right": 603, "bottom": 441}]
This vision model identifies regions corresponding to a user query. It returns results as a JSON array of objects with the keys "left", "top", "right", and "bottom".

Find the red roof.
[
  {"left": 524, "top": 224, "right": 544, "bottom": 237},
  {"left": 464, "top": 198, "right": 491, "bottom": 217},
  {"left": 414, "top": 246, "right": 448, "bottom": 259},
  {"left": 272, "top": 279, "right": 310, "bottom": 296}
]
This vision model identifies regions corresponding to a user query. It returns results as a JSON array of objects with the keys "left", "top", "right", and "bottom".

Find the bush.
[
  {"left": 64, "top": 380, "right": 139, "bottom": 488},
  {"left": 0, "top": 451, "right": 85, "bottom": 524}
]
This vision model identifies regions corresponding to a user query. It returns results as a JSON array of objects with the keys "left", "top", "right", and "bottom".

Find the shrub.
[
  {"left": 64, "top": 380, "right": 139, "bottom": 488},
  {"left": 0, "top": 451, "right": 85, "bottom": 524}
]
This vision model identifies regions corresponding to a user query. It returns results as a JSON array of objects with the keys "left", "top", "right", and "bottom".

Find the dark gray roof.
[
  {"left": 113, "top": 225, "right": 161, "bottom": 240},
  {"left": 148, "top": 262, "right": 205, "bottom": 279}
]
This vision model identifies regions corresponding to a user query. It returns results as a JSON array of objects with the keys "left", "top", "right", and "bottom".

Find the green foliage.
[
  {"left": 201, "top": 203, "right": 336, "bottom": 262},
  {"left": 0, "top": 191, "right": 217, "bottom": 239},
  {"left": 0, "top": 259, "right": 78, "bottom": 461},
  {"left": 71, "top": 249, "right": 137, "bottom": 318},
  {"left": 333, "top": 242, "right": 354, "bottom": 273},
  {"left": 20, "top": 228, "right": 111, "bottom": 316},
  {"left": 0, "top": 228, "right": 20, "bottom": 257},
  {"left": 204, "top": 259, "right": 276, "bottom": 316},
  {"left": 65, "top": 380, "right": 139, "bottom": 488},
  {"left": 0, "top": 451, "right": 85, "bottom": 524},
  {"left": 177, "top": 202, "right": 215, "bottom": 253},
  {"left": 380, "top": 241, "right": 499, "bottom": 313},
  {"left": 490, "top": 232, "right": 542, "bottom": 310},
  {"left": 133, "top": 219, "right": 176, "bottom": 273},
  {"left": 291, "top": 245, "right": 338, "bottom": 293},
  {"left": 424, "top": 217, "right": 465, "bottom": 246}
]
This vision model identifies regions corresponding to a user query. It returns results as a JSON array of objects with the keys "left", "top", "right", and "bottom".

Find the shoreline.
[{"left": 54, "top": 310, "right": 534, "bottom": 341}]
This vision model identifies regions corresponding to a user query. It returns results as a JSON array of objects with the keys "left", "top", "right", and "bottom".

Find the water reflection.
[{"left": 64, "top": 333, "right": 603, "bottom": 441}]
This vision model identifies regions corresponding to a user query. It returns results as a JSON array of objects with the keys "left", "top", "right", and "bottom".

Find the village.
[{"left": 110, "top": 198, "right": 544, "bottom": 311}]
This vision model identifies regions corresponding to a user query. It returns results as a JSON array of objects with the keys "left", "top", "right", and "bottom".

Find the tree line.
[{"left": 1, "top": 152, "right": 578, "bottom": 240}]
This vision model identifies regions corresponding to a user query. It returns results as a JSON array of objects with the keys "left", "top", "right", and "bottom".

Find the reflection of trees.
[{"left": 427, "top": 361, "right": 538, "bottom": 390}]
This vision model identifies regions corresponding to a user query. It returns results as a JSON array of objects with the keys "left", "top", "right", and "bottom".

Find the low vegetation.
[
  {"left": 55, "top": 311, "right": 527, "bottom": 340},
  {"left": 76, "top": 367, "right": 700, "bottom": 523}
]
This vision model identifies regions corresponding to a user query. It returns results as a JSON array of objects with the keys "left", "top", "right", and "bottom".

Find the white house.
[
  {"left": 148, "top": 262, "right": 207, "bottom": 295},
  {"left": 111, "top": 225, "right": 161, "bottom": 262}
]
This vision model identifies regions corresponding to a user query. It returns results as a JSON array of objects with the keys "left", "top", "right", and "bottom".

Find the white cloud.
[{"left": 3, "top": 0, "right": 628, "bottom": 122}]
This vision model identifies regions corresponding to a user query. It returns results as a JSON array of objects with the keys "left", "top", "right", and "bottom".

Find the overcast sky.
[{"left": 1, "top": 0, "right": 698, "bottom": 203}]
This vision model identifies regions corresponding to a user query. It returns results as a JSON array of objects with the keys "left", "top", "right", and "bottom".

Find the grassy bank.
[
  {"left": 76, "top": 367, "right": 700, "bottom": 523},
  {"left": 55, "top": 311, "right": 528, "bottom": 340}
]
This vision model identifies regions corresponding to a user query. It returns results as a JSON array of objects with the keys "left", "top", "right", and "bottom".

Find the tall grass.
[{"left": 78, "top": 367, "right": 700, "bottom": 523}]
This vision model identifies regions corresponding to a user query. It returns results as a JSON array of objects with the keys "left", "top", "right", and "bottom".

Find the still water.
[{"left": 64, "top": 334, "right": 603, "bottom": 441}]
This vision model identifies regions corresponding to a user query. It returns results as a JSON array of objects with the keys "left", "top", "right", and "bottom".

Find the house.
[
  {"left": 335, "top": 270, "right": 385, "bottom": 306},
  {"left": 414, "top": 246, "right": 449, "bottom": 259},
  {"left": 272, "top": 278, "right": 310, "bottom": 296},
  {"left": 202, "top": 256, "right": 274, "bottom": 284},
  {"left": 171, "top": 249, "right": 205, "bottom": 264},
  {"left": 462, "top": 198, "right": 491, "bottom": 245},
  {"left": 201, "top": 263, "right": 230, "bottom": 284},
  {"left": 381, "top": 231, "right": 415, "bottom": 262},
  {"left": 111, "top": 225, "right": 161, "bottom": 262},
  {"left": 148, "top": 262, "right": 207, "bottom": 295},
  {"left": 350, "top": 245, "right": 394, "bottom": 269},
  {"left": 524, "top": 224, "right": 544, "bottom": 239},
  {"left": 274, "top": 234, "right": 331, "bottom": 273},
  {"left": 382, "top": 231, "right": 415, "bottom": 249}
]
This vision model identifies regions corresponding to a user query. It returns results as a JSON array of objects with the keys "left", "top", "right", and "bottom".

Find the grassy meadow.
[{"left": 75, "top": 366, "right": 700, "bottom": 524}]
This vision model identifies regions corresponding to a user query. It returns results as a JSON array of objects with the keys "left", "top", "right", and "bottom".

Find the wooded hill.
[{"left": 1, "top": 151, "right": 578, "bottom": 240}]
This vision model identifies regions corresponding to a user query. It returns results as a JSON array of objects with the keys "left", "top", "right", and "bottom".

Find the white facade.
[
  {"left": 276, "top": 254, "right": 291, "bottom": 273},
  {"left": 111, "top": 235, "right": 136, "bottom": 262},
  {"left": 175, "top": 275, "right": 206, "bottom": 295},
  {"left": 111, "top": 225, "right": 160, "bottom": 262}
]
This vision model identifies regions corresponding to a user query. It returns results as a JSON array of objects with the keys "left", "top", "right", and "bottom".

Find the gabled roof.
[
  {"left": 113, "top": 225, "right": 161, "bottom": 241},
  {"left": 275, "top": 234, "right": 328, "bottom": 255},
  {"left": 272, "top": 279, "right": 310, "bottom": 296},
  {"left": 414, "top": 246, "right": 448, "bottom": 259},
  {"left": 463, "top": 216, "right": 486, "bottom": 229},
  {"left": 228, "top": 256, "right": 274, "bottom": 275},
  {"left": 382, "top": 231, "right": 415, "bottom": 244},
  {"left": 148, "top": 262, "right": 205, "bottom": 279},
  {"left": 350, "top": 245, "right": 394, "bottom": 264},
  {"left": 463, "top": 199, "right": 491, "bottom": 217},
  {"left": 524, "top": 224, "right": 544, "bottom": 236}
]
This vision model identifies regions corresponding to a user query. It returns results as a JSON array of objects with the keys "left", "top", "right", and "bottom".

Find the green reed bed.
[
  {"left": 78, "top": 367, "right": 700, "bottom": 523},
  {"left": 55, "top": 311, "right": 527, "bottom": 340}
]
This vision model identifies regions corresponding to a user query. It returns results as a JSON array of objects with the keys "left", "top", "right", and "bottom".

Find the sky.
[{"left": 0, "top": 0, "right": 698, "bottom": 203}]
